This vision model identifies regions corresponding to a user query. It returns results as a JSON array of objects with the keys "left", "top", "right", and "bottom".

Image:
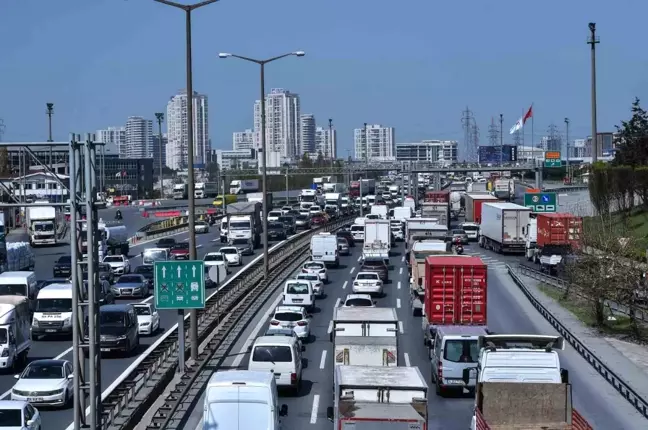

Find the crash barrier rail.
[
  {"left": 518, "top": 181, "right": 589, "bottom": 193},
  {"left": 518, "top": 264, "right": 648, "bottom": 322},
  {"left": 100, "top": 216, "right": 353, "bottom": 430},
  {"left": 508, "top": 264, "right": 648, "bottom": 419},
  {"left": 130, "top": 215, "right": 224, "bottom": 245}
]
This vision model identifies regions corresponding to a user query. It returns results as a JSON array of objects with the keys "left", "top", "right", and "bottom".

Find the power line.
[{"left": 0, "top": 119, "right": 5, "bottom": 142}]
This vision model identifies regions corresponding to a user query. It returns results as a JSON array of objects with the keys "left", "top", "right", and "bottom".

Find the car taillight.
[
  {"left": 302, "top": 269, "right": 308, "bottom": 273},
  {"left": 270, "top": 320, "right": 280, "bottom": 325},
  {"left": 438, "top": 360, "right": 443, "bottom": 379},
  {"left": 291, "top": 372, "right": 297, "bottom": 383},
  {"left": 297, "top": 321, "right": 307, "bottom": 326}
]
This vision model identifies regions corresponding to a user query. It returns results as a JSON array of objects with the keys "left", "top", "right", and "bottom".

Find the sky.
[{"left": 1, "top": 0, "right": 648, "bottom": 158}]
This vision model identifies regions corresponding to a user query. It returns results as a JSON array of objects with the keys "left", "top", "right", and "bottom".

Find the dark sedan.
[
  {"left": 267, "top": 222, "right": 288, "bottom": 241},
  {"left": 156, "top": 237, "right": 177, "bottom": 250},
  {"left": 336, "top": 230, "right": 355, "bottom": 247},
  {"left": 134, "top": 265, "right": 154, "bottom": 288},
  {"left": 295, "top": 214, "right": 311, "bottom": 230},
  {"left": 53, "top": 255, "right": 72, "bottom": 278},
  {"left": 360, "top": 258, "right": 389, "bottom": 282}
]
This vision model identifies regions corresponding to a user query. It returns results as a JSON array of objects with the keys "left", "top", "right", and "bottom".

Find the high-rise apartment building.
[
  {"left": 151, "top": 133, "right": 168, "bottom": 172},
  {"left": 233, "top": 129, "right": 255, "bottom": 152},
  {"left": 96, "top": 126, "right": 126, "bottom": 157},
  {"left": 253, "top": 88, "right": 301, "bottom": 160},
  {"left": 166, "top": 89, "right": 209, "bottom": 170},
  {"left": 300, "top": 114, "right": 316, "bottom": 154},
  {"left": 354, "top": 124, "right": 395, "bottom": 161},
  {"left": 395, "top": 140, "right": 458, "bottom": 163},
  {"left": 125, "top": 116, "right": 153, "bottom": 159},
  {"left": 315, "top": 126, "right": 337, "bottom": 159}
]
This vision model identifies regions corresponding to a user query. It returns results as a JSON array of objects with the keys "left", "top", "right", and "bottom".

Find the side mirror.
[
  {"left": 326, "top": 406, "right": 334, "bottom": 422},
  {"left": 560, "top": 368, "right": 569, "bottom": 384},
  {"left": 26, "top": 419, "right": 34, "bottom": 426},
  {"left": 279, "top": 404, "right": 288, "bottom": 416},
  {"left": 301, "top": 345, "right": 306, "bottom": 352},
  {"left": 13, "top": 374, "right": 19, "bottom": 379},
  {"left": 67, "top": 374, "right": 74, "bottom": 379}
]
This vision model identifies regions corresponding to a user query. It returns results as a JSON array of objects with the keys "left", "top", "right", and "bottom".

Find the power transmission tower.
[
  {"left": 461, "top": 107, "right": 478, "bottom": 161},
  {"left": 0, "top": 119, "right": 5, "bottom": 142},
  {"left": 488, "top": 117, "right": 499, "bottom": 146}
]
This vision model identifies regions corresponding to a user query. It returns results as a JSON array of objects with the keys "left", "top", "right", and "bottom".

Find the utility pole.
[
  {"left": 588, "top": 22, "right": 600, "bottom": 163},
  {"left": 328, "top": 118, "right": 334, "bottom": 168},
  {"left": 364, "top": 123, "right": 368, "bottom": 164},
  {"left": 565, "top": 117, "right": 570, "bottom": 181},
  {"left": 499, "top": 114, "right": 503, "bottom": 166},
  {"left": 46, "top": 103, "right": 54, "bottom": 176},
  {"left": 155, "top": 113, "right": 165, "bottom": 198}
]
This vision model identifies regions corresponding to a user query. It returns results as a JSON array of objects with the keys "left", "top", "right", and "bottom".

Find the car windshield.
[
  {"left": 204, "top": 254, "right": 224, "bottom": 262},
  {"left": 269, "top": 223, "right": 284, "bottom": 229},
  {"left": 297, "top": 215, "right": 308, "bottom": 220},
  {"left": 345, "top": 298, "right": 373, "bottom": 307},
  {"left": 0, "top": 409, "right": 21, "bottom": 426},
  {"left": 462, "top": 225, "right": 479, "bottom": 231},
  {"left": 337, "top": 239, "right": 347, "bottom": 245},
  {"left": 286, "top": 282, "right": 310, "bottom": 294},
  {"left": 135, "top": 266, "right": 153, "bottom": 274},
  {"left": 103, "top": 256, "right": 123, "bottom": 263},
  {"left": 118, "top": 276, "right": 141, "bottom": 283},
  {"left": 57, "top": 256, "right": 72, "bottom": 264},
  {"left": 252, "top": 345, "right": 292, "bottom": 363},
  {"left": 229, "top": 221, "right": 250, "bottom": 230},
  {"left": 36, "top": 298, "right": 72, "bottom": 313},
  {"left": 173, "top": 243, "right": 189, "bottom": 250},
  {"left": 265, "top": 328, "right": 294, "bottom": 337},
  {"left": 444, "top": 339, "right": 480, "bottom": 363},
  {"left": 278, "top": 217, "right": 292, "bottom": 223},
  {"left": 268, "top": 212, "right": 281, "bottom": 217},
  {"left": 100, "top": 311, "right": 126, "bottom": 326},
  {"left": 220, "top": 248, "right": 236, "bottom": 254},
  {"left": 274, "top": 312, "right": 303, "bottom": 322},
  {"left": 351, "top": 226, "right": 364, "bottom": 232},
  {"left": 158, "top": 239, "right": 175, "bottom": 246},
  {"left": 297, "top": 274, "right": 318, "bottom": 282},
  {"left": 22, "top": 362, "right": 64, "bottom": 379},
  {"left": 452, "top": 230, "right": 466, "bottom": 235},
  {"left": 304, "top": 263, "right": 324, "bottom": 270},
  {"left": 356, "top": 273, "right": 379, "bottom": 280},
  {"left": 134, "top": 306, "right": 151, "bottom": 316}
]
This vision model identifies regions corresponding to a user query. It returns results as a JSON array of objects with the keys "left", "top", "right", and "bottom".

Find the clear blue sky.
[{"left": 1, "top": 0, "right": 647, "bottom": 158}]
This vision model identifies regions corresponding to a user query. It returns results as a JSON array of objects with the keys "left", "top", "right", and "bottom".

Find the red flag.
[{"left": 522, "top": 105, "right": 533, "bottom": 124}]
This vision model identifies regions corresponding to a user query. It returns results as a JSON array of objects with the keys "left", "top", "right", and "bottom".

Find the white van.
[
  {"left": 0, "top": 272, "right": 38, "bottom": 308},
  {"left": 31, "top": 283, "right": 74, "bottom": 338},
  {"left": 282, "top": 280, "right": 315, "bottom": 311},
  {"left": 203, "top": 370, "right": 288, "bottom": 430},
  {"left": 248, "top": 336, "right": 304, "bottom": 394},
  {"left": 350, "top": 224, "right": 364, "bottom": 242},
  {"left": 310, "top": 233, "right": 339, "bottom": 267}
]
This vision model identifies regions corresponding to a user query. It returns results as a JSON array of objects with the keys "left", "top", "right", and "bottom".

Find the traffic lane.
[{"left": 488, "top": 270, "right": 646, "bottom": 429}]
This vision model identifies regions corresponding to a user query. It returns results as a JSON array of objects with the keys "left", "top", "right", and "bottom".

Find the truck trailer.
[
  {"left": 0, "top": 296, "right": 31, "bottom": 370},
  {"left": 464, "top": 193, "right": 499, "bottom": 224},
  {"left": 229, "top": 179, "right": 259, "bottom": 195},
  {"left": 26, "top": 206, "right": 60, "bottom": 246},
  {"left": 525, "top": 213, "right": 583, "bottom": 275},
  {"left": 479, "top": 202, "right": 531, "bottom": 254},
  {"left": 226, "top": 202, "right": 262, "bottom": 252},
  {"left": 420, "top": 202, "right": 450, "bottom": 228}
]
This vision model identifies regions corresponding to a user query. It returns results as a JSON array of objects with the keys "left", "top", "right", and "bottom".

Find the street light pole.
[
  {"left": 499, "top": 113, "right": 503, "bottom": 166},
  {"left": 328, "top": 118, "right": 334, "bottom": 168},
  {"left": 565, "top": 117, "right": 570, "bottom": 181},
  {"left": 155, "top": 113, "right": 165, "bottom": 198},
  {"left": 155, "top": 0, "right": 220, "bottom": 363},
  {"left": 218, "top": 50, "right": 305, "bottom": 278},
  {"left": 588, "top": 22, "right": 600, "bottom": 163},
  {"left": 46, "top": 103, "right": 54, "bottom": 176}
]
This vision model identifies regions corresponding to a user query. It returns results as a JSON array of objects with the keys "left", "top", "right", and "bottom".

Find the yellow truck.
[{"left": 213, "top": 194, "right": 238, "bottom": 207}]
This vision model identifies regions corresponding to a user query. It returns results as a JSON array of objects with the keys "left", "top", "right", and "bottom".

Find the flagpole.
[{"left": 531, "top": 105, "right": 535, "bottom": 164}]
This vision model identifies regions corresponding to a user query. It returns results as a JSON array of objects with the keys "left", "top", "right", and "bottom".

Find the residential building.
[
  {"left": 315, "top": 126, "right": 337, "bottom": 159},
  {"left": 215, "top": 149, "right": 257, "bottom": 170},
  {"left": 125, "top": 116, "right": 153, "bottom": 159},
  {"left": 572, "top": 139, "right": 586, "bottom": 159},
  {"left": 540, "top": 134, "right": 561, "bottom": 153},
  {"left": 96, "top": 126, "right": 126, "bottom": 158},
  {"left": 300, "top": 114, "right": 316, "bottom": 154},
  {"left": 253, "top": 88, "right": 301, "bottom": 160},
  {"left": 395, "top": 140, "right": 458, "bottom": 163},
  {"left": 233, "top": 129, "right": 255, "bottom": 152},
  {"left": 166, "top": 89, "right": 210, "bottom": 170},
  {"left": 354, "top": 124, "right": 395, "bottom": 161},
  {"left": 151, "top": 133, "right": 168, "bottom": 172},
  {"left": 585, "top": 132, "right": 615, "bottom": 158}
]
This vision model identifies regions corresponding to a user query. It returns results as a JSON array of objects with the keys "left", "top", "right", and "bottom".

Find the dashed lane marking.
[
  {"left": 319, "top": 350, "right": 327, "bottom": 369},
  {"left": 310, "top": 394, "right": 320, "bottom": 424},
  {"left": 404, "top": 352, "right": 411, "bottom": 367},
  {"left": 396, "top": 298, "right": 401, "bottom": 308},
  {"left": 349, "top": 267, "right": 355, "bottom": 274},
  {"left": 399, "top": 267, "right": 403, "bottom": 275},
  {"left": 397, "top": 281, "right": 401, "bottom": 290},
  {"left": 399, "top": 321, "right": 404, "bottom": 334},
  {"left": 342, "top": 281, "right": 348, "bottom": 290}
]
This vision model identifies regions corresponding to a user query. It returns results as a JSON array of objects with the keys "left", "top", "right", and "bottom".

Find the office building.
[
  {"left": 315, "top": 126, "right": 337, "bottom": 159},
  {"left": 395, "top": 140, "right": 458, "bottom": 163},
  {"left": 166, "top": 89, "right": 210, "bottom": 170},
  {"left": 354, "top": 124, "right": 395, "bottom": 161},
  {"left": 96, "top": 126, "right": 126, "bottom": 158},
  {"left": 540, "top": 135, "right": 562, "bottom": 153},
  {"left": 253, "top": 88, "right": 301, "bottom": 160},
  {"left": 300, "top": 114, "right": 316, "bottom": 154},
  {"left": 233, "top": 129, "right": 255, "bottom": 152},
  {"left": 151, "top": 133, "right": 168, "bottom": 173},
  {"left": 572, "top": 139, "right": 586, "bottom": 159},
  {"left": 125, "top": 116, "right": 153, "bottom": 159},
  {"left": 585, "top": 132, "right": 615, "bottom": 158}
]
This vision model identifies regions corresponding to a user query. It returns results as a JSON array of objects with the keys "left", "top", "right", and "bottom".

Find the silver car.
[
  {"left": 195, "top": 221, "right": 210, "bottom": 234},
  {"left": 111, "top": 274, "right": 149, "bottom": 298}
]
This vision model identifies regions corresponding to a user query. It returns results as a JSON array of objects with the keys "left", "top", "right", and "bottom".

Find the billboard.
[{"left": 478, "top": 145, "right": 518, "bottom": 164}]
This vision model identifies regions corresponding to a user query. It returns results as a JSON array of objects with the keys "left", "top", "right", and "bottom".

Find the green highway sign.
[
  {"left": 524, "top": 192, "right": 557, "bottom": 213},
  {"left": 154, "top": 261, "right": 205, "bottom": 310},
  {"left": 544, "top": 159, "right": 562, "bottom": 168}
]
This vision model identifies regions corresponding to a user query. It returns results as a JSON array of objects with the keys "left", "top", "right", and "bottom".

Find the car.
[
  {"left": 220, "top": 246, "right": 242, "bottom": 266},
  {"left": 269, "top": 306, "right": 311, "bottom": 341},
  {"left": 353, "top": 272, "right": 384, "bottom": 296},
  {"left": 278, "top": 216, "right": 296, "bottom": 235},
  {"left": 282, "top": 280, "right": 315, "bottom": 311},
  {"left": 295, "top": 273, "right": 324, "bottom": 297},
  {"left": 52, "top": 256, "right": 72, "bottom": 278},
  {"left": 360, "top": 257, "right": 389, "bottom": 282},
  {"left": 37, "top": 278, "right": 69, "bottom": 290},
  {"left": 267, "top": 222, "right": 288, "bottom": 241},
  {"left": 342, "top": 293, "right": 375, "bottom": 307},
  {"left": 280, "top": 205, "right": 293, "bottom": 215},
  {"left": 0, "top": 400, "right": 41, "bottom": 429},
  {"left": 295, "top": 214, "right": 311, "bottom": 230},
  {"left": 267, "top": 210, "right": 282, "bottom": 222},
  {"left": 133, "top": 303, "right": 160, "bottom": 335},
  {"left": 102, "top": 255, "right": 130, "bottom": 275},
  {"left": 111, "top": 274, "right": 149, "bottom": 298},
  {"left": 195, "top": 221, "right": 210, "bottom": 234},
  {"left": 301, "top": 261, "right": 328, "bottom": 283},
  {"left": 155, "top": 237, "right": 177, "bottom": 250},
  {"left": 308, "top": 207, "right": 321, "bottom": 216},
  {"left": 133, "top": 265, "right": 154, "bottom": 288},
  {"left": 95, "top": 304, "right": 140, "bottom": 355},
  {"left": 337, "top": 237, "right": 350, "bottom": 256},
  {"left": 461, "top": 222, "right": 480, "bottom": 241},
  {"left": 170, "top": 243, "right": 190, "bottom": 260},
  {"left": 204, "top": 252, "right": 230, "bottom": 274},
  {"left": 11, "top": 359, "right": 74, "bottom": 408},
  {"left": 336, "top": 230, "right": 355, "bottom": 247},
  {"left": 264, "top": 326, "right": 302, "bottom": 350},
  {"left": 447, "top": 229, "right": 469, "bottom": 245},
  {"left": 311, "top": 215, "right": 326, "bottom": 226}
]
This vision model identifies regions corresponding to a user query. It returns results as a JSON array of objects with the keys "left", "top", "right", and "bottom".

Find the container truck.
[
  {"left": 421, "top": 202, "right": 450, "bottom": 228},
  {"left": 464, "top": 193, "right": 499, "bottom": 223},
  {"left": 467, "top": 181, "right": 488, "bottom": 193},
  {"left": 229, "top": 179, "right": 259, "bottom": 195},
  {"left": 450, "top": 191, "right": 462, "bottom": 219},
  {"left": 405, "top": 218, "right": 447, "bottom": 261},
  {"left": 363, "top": 220, "right": 390, "bottom": 261},
  {"left": 349, "top": 179, "right": 375, "bottom": 197},
  {"left": 327, "top": 365, "right": 428, "bottom": 429},
  {"left": 194, "top": 182, "right": 219, "bottom": 199},
  {"left": 324, "top": 193, "right": 342, "bottom": 208},
  {"left": 0, "top": 296, "right": 31, "bottom": 370},
  {"left": 409, "top": 240, "right": 452, "bottom": 316},
  {"left": 26, "top": 206, "right": 60, "bottom": 246},
  {"left": 226, "top": 201, "right": 262, "bottom": 253},
  {"left": 493, "top": 178, "right": 515, "bottom": 200},
  {"left": 322, "top": 182, "right": 346, "bottom": 193},
  {"left": 525, "top": 213, "right": 583, "bottom": 275},
  {"left": 422, "top": 256, "right": 487, "bottom": 346},
  {"left": 173, "top": 183, "right": 189, "bottom": 200},
  {"left": 424, "top": 189, "right": 450, "bottom": 203},
  {"left": 479, "top": 202, "right": 531, "bottom": 254}
]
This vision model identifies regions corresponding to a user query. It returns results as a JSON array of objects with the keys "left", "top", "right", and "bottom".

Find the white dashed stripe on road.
[
  {"left": 342, "top": 281, "right": 348, "bottom": 289},
  {"left": 399, "top": 267, "right": 403, "bottom": 275},
  {"left": 404, "top": 352, "right": 411, "bottom": 367},
  {"left": 349, "top": 267, "right": 355, "bottom": 274},
  {"left": 319, "top": 350, "right": 327, "bottom": 369},
  {"left": 397, "top": 281, "right": 401, "bottom": 290},
  {"left": 399, "top": 321, "right": 404, "bottom": 334},
  {"left": 310, "top": 394, "right": 320, "bottom": 424},
  {"left": 397, "top": 298, "right": 401, "bottom": 308}
]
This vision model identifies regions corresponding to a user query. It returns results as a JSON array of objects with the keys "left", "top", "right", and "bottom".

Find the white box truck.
[
  {"left": 0, "top": 296, "right": 31, "bottom": 370},
  {"left": 310, "top": 232, "right": 339, "bottom": 267},
  {"left": 230, "top": 179, "right": 259, "bottom": 195},
  {"left": 362, "top": 220, "right": 390, "bottom": 261},
  {"left": 26, "top": 206, "right": 59, "bottom": 246},
  {"left": 479, "top": 202, "right": 531, "bottom": 254}
]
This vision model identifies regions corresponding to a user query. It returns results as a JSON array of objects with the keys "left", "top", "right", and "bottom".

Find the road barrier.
[
  {"left": 128, "top": 214, "right": 224, "bottom": 246},
  {"left": 508, "top": 264, "right": 648, "bottom": 419}
]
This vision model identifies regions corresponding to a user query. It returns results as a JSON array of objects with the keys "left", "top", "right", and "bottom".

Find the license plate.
[
  {"left": 45, "top": 329, "right": 56, "bottom": 333},
  {"left": 27, "top": 397, "right": 43, "bottom": 402},
  {"left": 287, "top": 324, "right": 295, "bottom": 328},
  {"left": 274, "top": 373, "right": 282, "bottom": 378},
  {"left": 101, "top": 348, "right": 110, "bottom": 352},
  {"left": 292, "top": 299, "right": 303, "bottom": 303}
]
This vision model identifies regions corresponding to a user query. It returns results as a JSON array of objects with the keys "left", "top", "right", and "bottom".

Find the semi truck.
[
  {"left": 246, "top": 192, "right": 272, "bottom": 209},
  {"left": 324, "top": 193, "right": 342, "bottom": 208},
  {"left": 349, "top": 179, "right": 375, "bottom": 197},
  {"left": 424, "top": 190, "right": 450, "bottom": 203},
  {"left": 225, "top": 201, "right": 262, "bottom": 252},
  {"left": 479, "top": 202, "right": 531, "bottom": 254},
  {"left": 194, "top": 182, "right": 219, "bottom": 199},
  {"left": 327, "top": 365, "right": 428, "bottom": 429},
  {"left": 229, "top": 179, "right": 259, "bottom": 195},
  {"left": 405, "top": 218, "right": 447, "bottom": 261},
  {"left": 525, "top": 213, "right": 583, "bottom": 275},
  {"left": 322, "top": 182, "right": 346, "bottom": 193},
  {"left": 26, "top": 206, "right": 60, "bottom": 246},
  {"left": 464, "top": 193, "right": 499, "bottom": 224},
  {"left": 422, "top": 256, "right": 487, "bottom": 346},
  {"left": 409, "top": 240, "right": 453, "bottom": 316},
  {"left": 81, "top": 220, "right": 130, "bottom": 260},
  {"left": 173, "top": 183, "right": 189, "bottom": 200},
  {"left": 421, "top": 202, "right": 450, "bottom": 228},
  {"left": 363, "top": 219, "right": 390, "bottom": 261},
  {"left": 493, "top": 178, "right": 515, "bottom": 200},
  {"left": 0, "top": 296, "right": 31, "bottom": 370}
]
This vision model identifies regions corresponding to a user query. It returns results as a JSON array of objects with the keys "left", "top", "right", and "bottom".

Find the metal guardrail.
[
  {"left": 99, "top": 216, "right": 353, "bottom": 430},
  {"left": 508, "top": 264, "right": 648, "bottom": 419},
  {"left": 518, "top": 181, "right": 589, "bottom": 193}
]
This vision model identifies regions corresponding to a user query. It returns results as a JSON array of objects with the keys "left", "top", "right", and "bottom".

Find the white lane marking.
[
  {"left": 335, "top": 298, "right": 341, "bottom": 308},
  {"left": 398, "top": 321, "right": 404, "bottom": 334},
  {"left": 401, "top": 256, "right": 405, "bottom": 262},
  {"left": 396, "top": 298, "right": 401, "bottom": 309},
  {"left": 342, "top": 281, "right": 348, "bottom": 290},
  {"left": 404, "top": 352, "right": 411, "bottom": 367},
  {"left": 319, "top": 350, "right": 327, "bottom": 369},
  {"left": 327, "top": 320, "right": 333, "bottom": 334},
  {"left": 399, "top": 267, "right": 403, "bottom": 275},
  {"left": 397, "top": 281, "right": 401, "bottom": 290},
  {"left": 310, "top": 394, "right": 320, "bottom": 424},
  {"left": 357, "top": 256, "right": 361, "bottom": 262},
  {"left": 349, "top": 267, "right": 355, "bottom": 274}
]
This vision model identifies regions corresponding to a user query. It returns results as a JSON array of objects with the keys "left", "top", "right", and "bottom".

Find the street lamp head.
[
  {"left": 293, "top": 51, "right": 305, "bottom": 57},
  {"left": 588, "top": 22, "right": 596, "bottom": 32},
  {"left": 155, "top": 112, "right": 165, "bottom": 121},
  {"left": 218, "top": 53, "right": 232, "bottom": 59},
  {"left": 46, "top": 103, "right": 54, "bottom": 111}
]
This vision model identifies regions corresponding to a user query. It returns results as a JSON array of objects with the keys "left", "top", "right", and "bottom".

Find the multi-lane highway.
[{"left": 178, "top": 236, "right": 645, "bottom": 430}]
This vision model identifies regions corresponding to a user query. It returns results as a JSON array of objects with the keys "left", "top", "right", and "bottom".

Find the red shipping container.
[
  {"left": 473, "top": 198, "right": 499, "bottom": 224},
  {"left": 424, "top": 190, "right": 450, "bottom": 203},
  {"left": 424, "top": 256, "right": 487, "bottom": 325},
  {"left": 536, "top": 213, "right": 583, "bottom": 248}
]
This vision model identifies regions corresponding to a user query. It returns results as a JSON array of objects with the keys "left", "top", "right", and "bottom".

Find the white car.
[
  {"left": 220, "top": 246, "right": 242, "bottom": 266},
  {"left": 309, "top": 207, "right": 322, "bottom": 216},
  {"left": 204, "top": 252, "right": 230, "bottom": 274},
  {"left": 0, "top": 400, "right": 41, "bottom": 429},
  {"left": 267, "top": 211, "right": 282, "bottom": 222},
  {"left": 299, "top": 209, "right": 310, "bottom": 217},
  {"left": 11, "top": 359, "right": 74, "bottom": 408},
  {"left": 103, "top": 255, "right": 130, "bottom": 275},
  {"left": 342, "top": 293, "right": 375, "bottom": 307},
  {"left": 281, "top": 206, "right": 293, "bottom": 215},
  {"left": 296, "top": 273, "right": 324, "bottom": 297},
  {"left": 353, "top": 272, "right": 384, "bottom": 296},
  {"left": 195, "top": 221, "right": 210, "bottom": 234},
  {"left": 283, "top": 280, "right": 315, "bottom": 311},
  {"left": 269, "top": 306, "right": 311, "bottom": 340},
  {"left": 134, "top": 303, "right": 160, "bottom": 335},
  {"left": 301, "top": 261, "right": 328, "bottom": 283}
]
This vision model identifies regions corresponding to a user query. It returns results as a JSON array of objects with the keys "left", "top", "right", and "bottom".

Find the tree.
[
  {"left": 299, "top": 153, "right": 312, "bottom": 168},
  {"left": 315, "top": 151, "right": 325, "bottom": 167},
  {"left": 613, "top": 98, "right": 648, "bottom": 166}
]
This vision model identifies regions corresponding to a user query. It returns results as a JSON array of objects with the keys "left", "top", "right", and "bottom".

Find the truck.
[
  {"left": 349, "top": 179, "right": 375, "bottom": 197},
  {"left": 424, "top": 190, "right": 450, "bottom": 203},
  {"left": 26, "top": 206, "right": 60, "bottom": 246},
  {"left": 409, "top": 240, "right": 452, "bottom": 316},
  {"left": 246, "top": 192, "right": 272, "bottom": 209},
  {"left": 467, "top": 181, "right": 488, "bottom": 193},
  {"left": 80, "top": 220, "right": 129, "bottom": 260},
  {"left": 479, "top": 202, "right": 531, "bottom": 254},
  {"left": 405, "top": 218, "right": 447, "bottom": 260},
  {"left": 450, "top": 191, "right": 462, "bottom": 219},
  {"left": 0, "top": 296, "right": 31, "bottom": 370},
  {"left": 173, "top": 183, "right": 189, "bottom": 200},
  {"left": 421, "top": 202, "right": 450, "bottom": 228},
  {"left": 525, "top": 213, "right": 583, "bottom": 275},
  {"left": 226, "top": 202, "right": 262, "bottom": 252},
  {"left": 229, "top": 179, "right": 259, "bottom": 195},
  {"left": 313, "top": 176, "right": 336, "bottom": 190},
  {"left": 327, "top": 365, "right": 428, "bottom": 429},
  {"left": 322, "top": 182, "right": 346, "bottom": 193},
  {"left": 324, "top": 193, "right": 342, "bottom": 208},
  {"left": 493, "top": 178, "right": 515, "bottom": 200},
  {"left": 422, "top": 256, "right": 487, "bottom": 346},
  {"left": 194, "top": 182, "right": 219, "bottom": 199},
  {"left": 363, "top": 220, "right": 390, "bottom": 261},
  {"left": 464, "top": 193, "right": 499, "bottom": 224},
  {"left": 212, "top": 194, "right": 239, "bottom": 208},
  {"left": 389, "top": 184, "right": 399, "bottom": 196},
  {"left": 310, "top": 232, "right": 339, "bottom": 267}
]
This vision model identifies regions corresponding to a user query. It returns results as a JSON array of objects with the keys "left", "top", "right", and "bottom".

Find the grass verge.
[{"left": 584, "top": 209, "right": 648, "bottom": 262}]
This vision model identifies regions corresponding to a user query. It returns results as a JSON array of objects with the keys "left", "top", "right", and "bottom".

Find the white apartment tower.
[
  {"left": 354, "top": 124, "right": 395, "bottom": 161},
  {"left": 125, "top": 116, "right": 153, "bottom": 159},
  {"left": 315, "top": 126, "right": 337, "bottom": 159},
  {"left": 96, "top": 126, "right": 126, "bottom": 157},
  {"left": 253, "top": 88, "right": 301, "bottom": 160},
  {"left": 166, "top": 89, "right": 209, "bottom": 170},
  {"left": 300, "top": 114, "right": 316, "bottom": 154},
  {"left": 233, "top": 129, "right": 255, "bottom": 152}
]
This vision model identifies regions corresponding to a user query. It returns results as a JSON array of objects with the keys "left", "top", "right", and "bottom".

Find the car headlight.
[
  {"left": 63, "top": 317, "right": 71, "bottom": 326},
  {"left": 117, "top": 335, "right": 127, "bottom": 340}
]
